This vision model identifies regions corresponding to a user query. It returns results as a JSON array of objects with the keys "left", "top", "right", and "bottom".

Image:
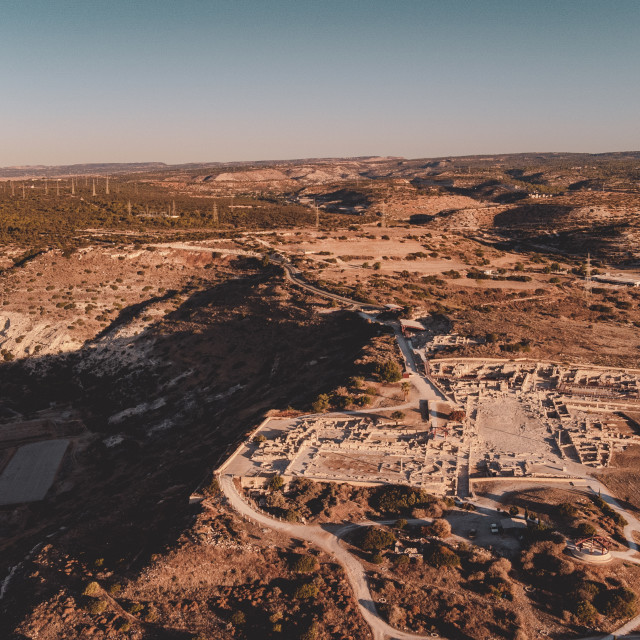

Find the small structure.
[
  {"left": 570, "top": 535, "right": 612, "bottom": 563},
  {"left": 400, "top": 319, "right": 427, "bottom": 336},
  {"left": 500, "top": 517, "right": 527, "bottom": 534},
  {"left": 592, "top": 273, "right": 640, "bottom": 288}
]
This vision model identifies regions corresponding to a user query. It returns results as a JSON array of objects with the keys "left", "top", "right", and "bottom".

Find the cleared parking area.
[{"left": 0, "top": 439, "right": 69, "bottom": 505}]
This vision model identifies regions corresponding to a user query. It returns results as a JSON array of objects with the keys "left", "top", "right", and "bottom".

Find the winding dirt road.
[
  {"left": 218, "top": 474, "right": 436, "bottom": 640},
  {"left": 217, "top": 255, "right": 640, "bottom": 639}
]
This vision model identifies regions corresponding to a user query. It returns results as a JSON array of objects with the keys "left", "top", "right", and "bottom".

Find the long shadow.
[
  {"left": 89, "top": 290, "right": 179, "bottom": 342},
  {"left": 493, "top": 204, "right": 574, "bottom": 228},
  {"left": 0, "top": 266, "right": 381, "bottom": 636}
]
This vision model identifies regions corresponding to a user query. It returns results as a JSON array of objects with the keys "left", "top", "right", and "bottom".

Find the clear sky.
[{"left": 1, "top": 0, "right": 638, "bottom": 165}]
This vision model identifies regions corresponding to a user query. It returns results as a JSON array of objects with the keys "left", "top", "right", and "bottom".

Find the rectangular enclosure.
[{"left": 0, "top": 439, "right": 69, "bottom": 505}]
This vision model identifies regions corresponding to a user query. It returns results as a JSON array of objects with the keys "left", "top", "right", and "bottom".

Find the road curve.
[
  {"left": 258, "top": 258, "right": 640, "bottom": 638},
  {"left": 470, "top": 479, "right": 640, "bottom": 639},
  {"left": 282, "top": 263, "right": 384, "bottom": 312},
  {"left": 218, "top": 474, "right": 435, "bottom": 640}
]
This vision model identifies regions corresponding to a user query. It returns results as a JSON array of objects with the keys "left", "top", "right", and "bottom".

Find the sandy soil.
[{"left": 476, "top": 397, "right": 554, "bottom": 458}]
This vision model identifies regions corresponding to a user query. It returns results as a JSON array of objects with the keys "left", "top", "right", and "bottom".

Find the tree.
[
  {"left": 391, "top": 411, "right": 405, "bottom": 425},
  {"left": 268, "top": 475, "right": 284, "bottom": 492},
  {"left": 448, "top": 409, "right": 466, "bottom": 423},
  {"left": 401, "top": 382, "right": 411, "bottom": 399},
  {"left": 375, "top": 485, "right": 433, "bottom": 514},
  {"left": 230, "top": 611, "right": 247, "bottom": 626},
  {"left": 424, "top": 544, "right": 460, "bottom": 568},
  {"left": 311, "top": 393, "right": 330, "bottom": 413},
  {"left": 360, "top": 527, "right": 396, "bottom": 551},
  {"left": 292, "top": 554, "right": 319, "bottom": 573},
  {"left": 294, "top": 583, "right": 320, "bottom": 599},
  {"left": 427, "top": 518, "right": 452, "bottom": 539},
  {"left": 375, "top": 359, "right": 403, "bottom": 383}
]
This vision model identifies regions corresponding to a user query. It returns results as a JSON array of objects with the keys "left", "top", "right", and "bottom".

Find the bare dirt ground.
[
  {"left": 476, "top": 398, "right": 554, "bottom": 458},
  {"left": 15, "top": 498, "right": 371, "bottom": 640},
  {"left": 598, "top": 445, "right": 640, "bottom": 515},
  {"left": 274, "top": 225, "right": 543, "bottom": 290},
  {"left": 0, "top": 256, "right": 384, "bottom": 638},
  {"left": 0, "top": 243, "right": 229, "bottom": 359}
]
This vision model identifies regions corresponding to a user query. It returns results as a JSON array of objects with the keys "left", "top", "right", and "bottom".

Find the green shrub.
[
  {"left": 575, "top": 599, "right": 598, "bottom": 625},
  {"left": 374, "top": 359, "right": 403, "bottom": 383},
  {"left": 575, "top": 522, "right": 597, "bottom": 538},
  {"left": 292, "top": 554, "right": 319, "bottom": 573},
  {"left": 294, "top": 582, "right": 319, "bottom": 599},
  {"left": 424, "top": 545, "right": 460, "bottom": 569},
  {"left": 83, "top": 581, "right": 101, "bottom": 597},
  {"left": 360, "top": 527, "right": 396, "bottom": 551},
  {"left": 311, "top": 393, "right": 330, "bottom": 413},
  {"left": 284, "top": 508, "right": 302, "bottom": 522},
  {"left": 87, "top": 599, "right": 108, "bottom": 615},
  {"left": 394, "top": 554, "right": 410, "bottom": 567},
  {"left": 129, "top": 602, "right": 144, "bottom": 614},
  {"left": 593, "top": 495, "right": 627, "bottom": 527},
  {"left": 299, "top": 621, "right": 320, "bottom": 640},
  {"left": 230, "top": 610, "right": 246, "bottom": 626},
  {"left": 596, "top": 586, "right": 637, "bottom": 619},
  {"left": 557, "top": 502, "right": 578, "bottom": 519}
]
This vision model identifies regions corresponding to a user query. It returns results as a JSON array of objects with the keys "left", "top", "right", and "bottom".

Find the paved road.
[
  {"left": 218, "top": 474, "right": 436, "bottom": 640},
  {"left": 282, "top": 263, "right": 384, "bottom": 312},
  {"left": 251, "top": 255, "right": 640, "bottom": 637}
]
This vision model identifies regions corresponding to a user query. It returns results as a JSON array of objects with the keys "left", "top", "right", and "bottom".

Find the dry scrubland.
[{"left": 2, "top": 152, "right": 640, "bottom": 639}]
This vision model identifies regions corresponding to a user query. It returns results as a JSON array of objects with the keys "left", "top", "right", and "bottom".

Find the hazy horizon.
[
  {"left": 3, "top": 148, "right": 640, "bottom": 172},
  {"left": 2, "top": 0, "right": 639, "bottom": 165}
]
